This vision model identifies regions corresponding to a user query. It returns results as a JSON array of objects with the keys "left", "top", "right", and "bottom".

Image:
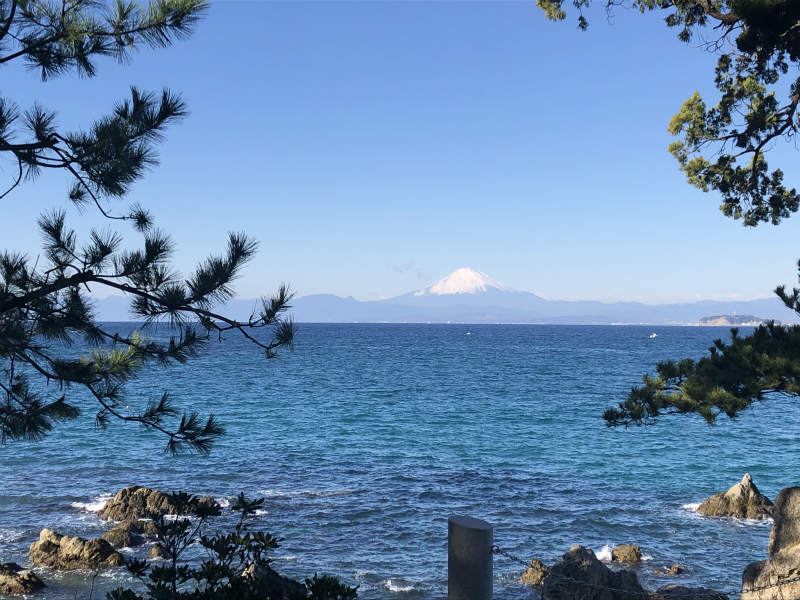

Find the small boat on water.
[{"left": 649, "top": 332, "right": 658, "bottom": 339}]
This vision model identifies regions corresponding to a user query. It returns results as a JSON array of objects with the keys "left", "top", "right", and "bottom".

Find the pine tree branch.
[
  {"left": 0, "top": 136, "right": 57, "bottom": 152},
  {"left": 0, "top": 155, "right": 23, "bottom": 199},
  {"left": 0, "top": 0, "right": 18, "bottom": 43},
  {"left": 87, "top": 275, "right": 288, "bottom": 353},
  {"left": 0, "top": 270, "right": 94, "bottom": 312},
  {"left": 0, "top": 0, "right": 288, "bottom": 453},
  {"left": 0, "top": 2, "right": 202, "bottom": 64}
]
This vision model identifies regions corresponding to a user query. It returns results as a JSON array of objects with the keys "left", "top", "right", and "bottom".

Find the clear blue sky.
[{"left": 3, "top": 1, "right": 799, "bottom": 304}]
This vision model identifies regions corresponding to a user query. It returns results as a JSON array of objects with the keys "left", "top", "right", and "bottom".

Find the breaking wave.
[{"left": 71, "top": 494, "right": 112, "bottom": 513}]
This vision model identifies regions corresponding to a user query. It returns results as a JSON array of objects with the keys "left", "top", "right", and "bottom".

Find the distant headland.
[{"left": 698, "top": 314, "right": 778, "bottom": 326}]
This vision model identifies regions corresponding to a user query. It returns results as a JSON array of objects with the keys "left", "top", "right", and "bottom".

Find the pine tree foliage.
[
  {"left": 0, "top": 0, "right": 294, "bottom": 453},
  {"left": 534, "top": 0, "right": 800, "bottom": 425},
  {"left": 107, "top": 492, "right": 359, "bottom": 600},
  {"left": 537, "top": 0, "right": 799, "bottom": 226},
  {"left": 604, "top": 265, "right": 800, "bottom": 426}
]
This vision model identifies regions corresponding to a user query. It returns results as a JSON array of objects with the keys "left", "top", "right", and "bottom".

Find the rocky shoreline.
[
  {"left": 0, "top": 485, "right": 307, "bottom": 599},
  {"left": 2, "top": 476, "right": 799, "bottom": 598},
  {"left": 520, "top": 544, "right": 724, "bottom": 600},
  {"left": 513, "top": 474, "right": 800, "bottom": 600}
]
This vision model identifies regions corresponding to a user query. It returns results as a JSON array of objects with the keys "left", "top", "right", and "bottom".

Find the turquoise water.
[{"left": 1, "top": 324, "right": 796, "bottom": 599}]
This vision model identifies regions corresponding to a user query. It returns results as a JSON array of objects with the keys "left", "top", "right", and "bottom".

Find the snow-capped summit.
[{"left": 414, "top": 268, "right": 509, "bottom": 296}]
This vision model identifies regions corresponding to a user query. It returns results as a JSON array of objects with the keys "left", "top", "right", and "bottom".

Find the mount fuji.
[
  {"left": 384, "top": 268, "right": 547, "bottom": 310},
  {"left": 411, "top": 267, "right": 509, "bottom": 296}
]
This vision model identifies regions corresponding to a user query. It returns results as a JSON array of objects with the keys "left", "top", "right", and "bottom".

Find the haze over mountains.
[{"left": 94, "top": 267, "right": 799, "bottom": 324}]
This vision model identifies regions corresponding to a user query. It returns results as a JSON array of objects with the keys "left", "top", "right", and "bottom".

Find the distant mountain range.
[{"left": 92, "top": 267, "right": 800, "bottom": 325}]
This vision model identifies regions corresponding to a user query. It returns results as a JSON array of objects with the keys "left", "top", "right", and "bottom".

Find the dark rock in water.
[
  {"left": 98, "top": 486, "right": 217, "bottom": 521},
  {"left": 741, "top": 487, "right": 800, "bottom": 600},
  {"left": 653, "top": 584, "right": 728, "bottom": 600},
  {"left": 697, "top": 473, "right": 773, "bottom": 520},
  {"left": 653, "top": 563, "right": 684, "bottom": 576},
  {"left": 29, "top": 529, "right": 124, "bottom": 569},
  {"left": 242, "top": 561, "right": 306, "bottom": 599},
  {"left": 0, "top": 562, "right": 46, "bottom": 595},
  {"left": 102, "top": 521, "right": 147, "bottom": 548},
  {"left": 542, "top": 545, "right": 647, "bottom": 600},
  {"left": 612, "top": 545, "right": 643, "bottom": 564},
  {"left": 520, "top": 558, "right": 550, "bottom": 586},
  {"left": 134, "top": 519, "right": 160, "bottom": 537},
  {"left": 147, "top": 544, "right": 165, "bottom": 559}
]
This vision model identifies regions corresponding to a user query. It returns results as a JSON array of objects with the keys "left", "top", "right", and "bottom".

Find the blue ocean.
[{"left": 1, "top": 324, "right": 796, "bottom": 599}]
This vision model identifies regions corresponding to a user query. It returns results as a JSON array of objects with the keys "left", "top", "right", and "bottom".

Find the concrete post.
[{"left": 448, "top": 515, "right": 493, "bottom": 600}]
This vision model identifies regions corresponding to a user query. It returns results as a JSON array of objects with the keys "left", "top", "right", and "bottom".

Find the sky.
[{"left": 3, "top": 0, "right": 800, "bottom": 304}]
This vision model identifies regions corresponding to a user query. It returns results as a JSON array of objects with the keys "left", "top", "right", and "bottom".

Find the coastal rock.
[
  {"left": 520, "top": 558, "right": 550, "bottom": 586},
  {"left": 741, "top": 487, "right": 800, "bottom": 600},
  {"left": 697, "top": 474, "right": 773, "bottom": 520},
  {"left": 0, "top": 562, "right": 45, "bottom": 595},
  {"left": 134, "top": 519, "right": 160, "bottom": 537},
  {"left": 242, "top": 561, "right": 306, "bottom": 599},
  {"left": 147, "top": 545, "right": 165, "bottom": 559},
  {"left": 29, "top": 529, "right": 124, "bottom": 569},
  {"left": 767, "top": 487, "right": 800, "bottom": 556},
  {"left": 653, "top": 584, "right": 728, "bottom": 600},
  {"left": 542, "top": 545, "right": 647, "bottom": 600},
  {"left": 102, "top": 521, "right": 146, "bottom": 548},
  {"left": 612, "top": 545, "right": 643, "bottom": 564},
  {"left": 653, "top": 564, "right": 684, "bottom": 576},
  {"left": 97, "top": 486, "right": 217, "bottom": 521}
]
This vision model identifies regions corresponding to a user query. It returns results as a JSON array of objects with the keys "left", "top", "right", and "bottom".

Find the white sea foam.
[
  {"left": 681, "top": 502, "right": 701, "bottom": 511},
  {"left": 275, "top": 555, "right": 296, "bottom": 561},
  {"left": 355, "top": 570, "right": 374, "bottom": 579},
  {"left": 259, "top": 489, "right": 354, "bottom": 499},
  {"left": 163, "top": 514, "right": 194, "bottom": 522},
  {"left": 595, "top": 545, "right": 613, "bottom": 562},
  {"left": 0, "top": 528, "right": 24, "bottom": 544},
  {"left": 71, "top": 493, "right": 112, "bottom": 513},
  {"left": 733, "top": 516, "right": 773, "bottom": 527},
  {"left": 384, "top": 579, "right": 415, "bottom": 593},
  {"left": 254, "top": 509, "right": 268, "bottom": 516},
  {"left": 216, "top": 497, "right": 231, "bottom": 508},
  {"left": 642, "top": 554, "right": 653, "bottom": 561}
]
